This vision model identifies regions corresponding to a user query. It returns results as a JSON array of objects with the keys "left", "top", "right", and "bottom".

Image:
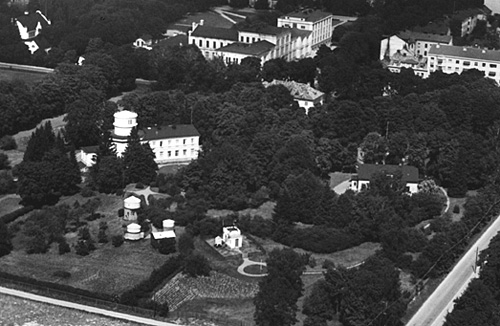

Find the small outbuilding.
[
  {"left": 222, "top": 226, "right": 243, "bottom": 249},
  {"left": 123, "top": 196, "right": 141, "bottom": 221},
  {"left": 124, "top": 223, "right": 144, "bottom": 241},
  {"left": 151, "top": 219, "right": 176, "bottom": 254}
]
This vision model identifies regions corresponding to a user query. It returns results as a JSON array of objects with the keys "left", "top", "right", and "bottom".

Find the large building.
[
  {"left": 427, "top": 44, "right": 500, "bottom": 84},
  {"left": 111, "top": 110, "right": 200, "bottom": 165},
  {"left": 486, "top": 0, "right": 500, "bottom": 14},
  {"left": 350, "top": 164, "right": 420, "bottom": 194},
  {"left": 380, "top": 31, "right": 452, "bottom": 78},
  {"left": 263, "top": 80, "right": 324, "bottom": 114},
  {"left": 187, "top": 9, "right": 334, "bottom": 64},
  {"left": 277, "top": 9, "right": 333, "bottom": 50}
]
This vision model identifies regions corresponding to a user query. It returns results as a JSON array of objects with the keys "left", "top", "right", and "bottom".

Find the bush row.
[
  {"left": 0, "top": 206, "right": 34, "bottom": 224},
  {"left": 120, "top": 255, "right": 184, "bottom": 307}
]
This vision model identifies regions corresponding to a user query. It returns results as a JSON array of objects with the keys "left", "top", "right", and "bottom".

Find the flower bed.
[{"left": 154, "top": 271, "right": 258, "bottom": 311}]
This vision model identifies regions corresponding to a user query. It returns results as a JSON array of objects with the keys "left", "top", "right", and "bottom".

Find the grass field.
[
  {"left": 207, "top": 201, "right": 276, "bottom": 220},
  {"left": 0, "top": 68, "right": 49, "bottom": 84},
  {"left": 2, "top": 193, "right": 169, "bottom": 297},
  {"left": 0, "top": 194, "right": 22, "bottom": 216}
]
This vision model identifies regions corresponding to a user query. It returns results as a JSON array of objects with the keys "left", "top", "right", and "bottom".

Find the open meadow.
[
  {"left": 0, "top": 68, "right": 49, "bottom": 84},
  {"left": 1, "top": 193, "right": 169, "bottom": 297}
]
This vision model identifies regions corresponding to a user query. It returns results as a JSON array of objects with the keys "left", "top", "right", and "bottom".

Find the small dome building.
[
  {"left": 124, "top": 222, "right": 144, "bottom": 241},
  {"left": 123, "top": 196, "right": 141, "bottom": 221},
  {"left": 222, "top": 225, "right": 243, "bottom": 249}
]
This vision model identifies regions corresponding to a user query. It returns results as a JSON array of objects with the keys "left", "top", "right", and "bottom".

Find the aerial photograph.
[{"left": 1, "top": 0, "right": 500, "bottom": 325}]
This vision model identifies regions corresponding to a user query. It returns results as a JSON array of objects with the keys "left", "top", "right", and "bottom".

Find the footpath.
[{"left": 0, "top": 286, "right": 183, "bottom": 326}]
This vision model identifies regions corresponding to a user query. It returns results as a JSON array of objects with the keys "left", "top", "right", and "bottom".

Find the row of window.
[
  {"left": 430, "top": 57, "right": 499, "bottom": 69},
  {"left": 150, "top": 138, "right": 196, "bottom": 147},
  {"left": 158, "top": 149, "right": 196, "bottom": 158}
]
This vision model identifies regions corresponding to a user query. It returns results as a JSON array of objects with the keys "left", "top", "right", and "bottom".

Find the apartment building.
[{"left": 428, "top": 44, "right": 500, "bottom": 84}]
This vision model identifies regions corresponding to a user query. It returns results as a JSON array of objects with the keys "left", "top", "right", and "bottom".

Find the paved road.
[
  {"left": 406, "top": 212, "right": 500, "bottom": 326},
  {"left": 0, "top": 286, "right": 182, "bottom": 326}
]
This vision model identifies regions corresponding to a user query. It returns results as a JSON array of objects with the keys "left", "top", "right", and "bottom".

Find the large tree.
[{"left": 122, "top": 127, "right": 158, "bottom": 185}]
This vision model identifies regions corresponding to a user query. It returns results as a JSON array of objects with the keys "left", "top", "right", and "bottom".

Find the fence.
[
  {"left": 0, "top": 62, "right": 54, "bottom": 74},
  {"left": 0, "top": 273, "right": 254, "bottom": 326},
  {"left": 0, "top": 274, "right": 157, "bottom": 319}
]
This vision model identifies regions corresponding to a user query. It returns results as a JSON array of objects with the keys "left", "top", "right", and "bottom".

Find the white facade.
[
  {"left": 222, "top": 226, "right": 243, "bottom": 249},
  {"left": 113, "top": 110, "right": 138, "bottom": 157},
  {"left": 15, "top": 10, "right": 50, "bottom": 40},
  {"left": 277, "top": 10, "right": 333, "bottom": 50},
  {"left": 124, "top": 196, "right": 141, "bottom": 221},
  {"left": 486, "top": 0, "right": 500, "bottom": 14},
  {"left": 427, "top": 45, "right": 500, "bottom": 84},
  {"left": 145, "top": 131, "right": 200, "bottom": 165},
  {"left": 133, "top": 36, "right": 153, "bottom": 50}
]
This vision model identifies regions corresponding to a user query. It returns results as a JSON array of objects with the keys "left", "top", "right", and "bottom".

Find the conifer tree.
[{"left": 122, "top": 127, "right": 158, "bottom": 184}]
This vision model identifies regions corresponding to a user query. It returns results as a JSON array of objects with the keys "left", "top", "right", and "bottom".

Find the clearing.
[
  {"left": 0, "top": 194, "right": 22, "bottom": 216},
  {"left": 207, "top": 201, "right": 276, "bottom": 220}
]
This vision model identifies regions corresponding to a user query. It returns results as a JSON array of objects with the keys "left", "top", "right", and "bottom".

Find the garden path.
[{"left": 237, "top": 258, "right": 267, "bottom": 277}]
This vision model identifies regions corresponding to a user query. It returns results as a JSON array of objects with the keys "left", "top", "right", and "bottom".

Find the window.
[
  {"left": 168, "top": 140, "right": 171, "bottom": 145},
  {"left": 199, "top": 39, "right": 202, "bottom": 47},
  {"left": 206, "top": 40, "right": 209, "bottom": 48},
  {"left": 489, "top": 71, "right": 496, "bottom": 77},
  {"left": 175, "top": 150, "right": 179, "bottom": 156},
  {"left": 463, "top": 61, "right": 470, "bottom": 66},
  {"left": 168, "top": 151, "right": 171, "bottom": 157},
  {"left": 491, "top": 63, "right": 497, "bottom": 68},
  {"left": 183, "top": 149, "right": 187, "bottom": 156},
  {"left": 425, "top": 43, "right": 428, "bottom": 48},
  {"left": 183, "top": 139, "right": 186, "bottom": 145},
  {"left": 191, "top": 138, "right": 194, "bottom": 144},
  {"left": 456, "top": 60, "right": 460, "bottom": 64},
  {"left": 160, "top": 141, "right": 163, "bottom": 147},
  {"left": 246, "top": 37, "right": 249, "bottom": 43},
  {"left": 483, "top": 63, "right": 486, "bottom": 67}
]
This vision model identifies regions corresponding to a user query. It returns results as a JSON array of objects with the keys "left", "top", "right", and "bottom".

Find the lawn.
[
  {"left": 0, "top": 293, "right": 142, "bottom": 326},
  {"left": 449, "top": 197, "right": 466, "bottom": 222},
  {"left": 12, "top": 114, "right": 67, "bottom": 152},
  {"left": 207, "top": 201, "right": 276, "bottom": 220},
  {"left": 1, "top": 193, "right": 169, "bottom": 296},
  {"left": 243, "top": 264, "right": 267, "bottom": 275},
  {"left": 0, "top": 194, "right": 22, "bottom": 216},
  {"left": 0, "top": 68, "right": 49, "bottom": 84}
]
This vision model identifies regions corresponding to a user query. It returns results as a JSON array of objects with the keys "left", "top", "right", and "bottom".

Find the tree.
[
  {"left": 0, "top": 220, "right": 12, "bottom": 257},
  {"left": 122, "top": 127, "right": 158, "bottom": 184},
  {"left": 0, "top": 153, "right": 9, "bottom": 170},
  {"left": 177, "top": 231, "right": 195, "bottom": 257},
  {"left": 183, "top": 253, "right": 211, "bottom": 277},
  {"left": 254, "top": 249, "right": 305, "bottom": 326},
  {"left": 89, "top": 155, "right": 124, "bottom": 193}
]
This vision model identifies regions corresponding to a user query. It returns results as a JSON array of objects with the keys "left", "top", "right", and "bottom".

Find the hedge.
[{"left": 0, "top": 206, "right": 34, "bottom": 224}]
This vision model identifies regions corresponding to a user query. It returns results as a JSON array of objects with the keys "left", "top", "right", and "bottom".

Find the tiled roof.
[
  {"left": 453, "top": 8, "right": 485, "bottom": 21},
  {"left": 191, "top": 26, "right": 238, "bottom": 41},
  {"left": 428, "top": 44, "right": 500, "bottom": 62},
  {"left": 355, "top": 164, "right": 419, "bottom": 183},
  {"left": 140, "top": 34, "right": 152, "bottom": 42},
  {"left": 218, "top": 41, "right": 275, "bottom": 56},
  {"left": 16, "top": 11, "right": 49, "bottom": 31},
  {"left": 263, "top": 80, "right": 324, "bottom": 101},
  {"left": 157, "top": 35, "right": 188, "bottom": 48},
  {"left": 281, "top": 9, "right": 332, "bottom": 22},
  {"left": 139, "top": 124, "right": 200, "bottom": 141},
  {"left": 397, "top": 30, "right": 452, "bottom": 44},
  {"left": 239, "top": 25, "right": 288, "bottom": 36}
]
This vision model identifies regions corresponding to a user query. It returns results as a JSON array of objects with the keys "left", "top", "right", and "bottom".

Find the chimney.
[
  {"left": 24, "top": 11, "right": 29, "bottom": 15},
  {"left": 200, "top": 19, "right": 204, "bottom": 26},
  {"left": 463, "top": 47, "right": 467, "bottom": 51}
]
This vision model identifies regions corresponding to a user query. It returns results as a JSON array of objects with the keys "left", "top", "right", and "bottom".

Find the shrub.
[
  {"left": 0, "top": 171, "right": 15, "bottom": 195},
  {"left": 99, "top": 221, "right": 108, "bottom": 230},
  {"left": 453, "top": 205, "right": 460, "bottom": 214},
  {"left": 98, "top": 228, "right": 108, "bottom": 243},
  {"left": 75, "top": 240, "right": 90, "bottom": 256},
  {"left": 52, "top": 270, "right": 71, "bottom": 279},
  {"left": 0, "top": 153, "right": 10, "bottom": 170},
  {"left": 157, "top": 302, "right": 169, "bottom": 317},
  {"left": 26, "top": 230, "right": 49, "bottom": 254},
  {"left": 116, "top": 188, "right": 124, "bottom": 196},
  {"left": 0, "top": 206, "right": 34, "bottom": 224},
  {"left": 158, "top": 238, "right": 176, "bottom": 255},
  {"left": 81, "top": 187, "right": 94, "bottom": 197},
  {"left": 0, "top": 135, "right": 17, "bottom": 150},
  {"left": 112, "top": 235, "right": 124, "bottom": 247},
  {"left": 118, "top": 208, "right": 124, "bottom": 217},
  {"left": 58, "top": 238, "right": 71, "bottom": 255},
  {"left": 78, "top": 227, "right": 91, "bottom": 240},
  {"left": 0, "top": 220, "right": 12, "bottom": 257},
  {"left": 184, "top": 253, "right": 211, "bottom": 277}
]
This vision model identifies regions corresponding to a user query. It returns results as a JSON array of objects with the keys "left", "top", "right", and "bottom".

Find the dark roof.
[
  {"left": 412, "top": 20, "right": 450, "bottom": 35},
  {"left": 218, "top": 41, "right": 274, "bottom": 56},
  {"left": 140, "top": 34, "right": 152, "bottom": 41},
  {"left": 16, "top": 11, "right": 49, "bottom": 31},
  {"left": 239, "top": 25, "right": 287, "bottom": 36},
  {"left": 290, "top": 28, "right": 312, "bottom": 39},
  {"left": 35, "top": 36, "right": 51, "bottom": 50},
  {"left": 81, "top": 145, "right": 99, "bottom": 153},
  {"left": 429, "top": 44, "right": 500, "bottom": 62},
  {"left": 282, "top": 9, "right": 332, "bottom": 22},
  {"left": 157, "top": 35, "right": 188, "bottom": 48},
  {"left": 397, "top": 30, "right": 452, "bottom": 44},
  {"left": 355, "top": 164, "right": 419, "bottom": 183},
  {"left": 139, "top": 125, "right": 200, "bottom": 141},
  {"left": 453, "top": 8, "right": 486, "bottom": 21},
  {"left": 191, "top": 26, "right": 238, "bottom": 41}
]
